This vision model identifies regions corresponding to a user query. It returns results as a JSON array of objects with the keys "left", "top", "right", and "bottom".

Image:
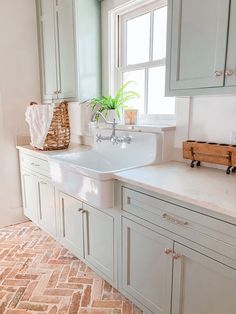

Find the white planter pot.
[{"left": 106, "top": 110, "right": 120, "bottom": 123}]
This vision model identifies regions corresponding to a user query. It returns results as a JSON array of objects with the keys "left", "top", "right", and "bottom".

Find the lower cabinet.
[
  {"left": 20, "top": 151, "right": 236, "bottom": 314},
  {"left": 38, "top": 179, "right": 57, "bottom": 237},
  {"left": 84, "top": 203, "right": 114, "bottom": 282},
  {"left": 21, "top": 171, "right": 39, "bottom": 223},
  {"left": 121, "top": 217, "right": 236, "bottom": 314},
  {"left": 21, "top": 170, "right": 57, "bottom": 237},
  {"left": 59, "top": 193, "right": 84, "bottom": 258},
  {"left": 122, "top": 217, "right": 173, "bottom": 314},
  {"left": 172, "top": 243, "right": 236, "bottom": 314},
  {"left": 59, "top": 193, "right": 114, "bottom": 283}
]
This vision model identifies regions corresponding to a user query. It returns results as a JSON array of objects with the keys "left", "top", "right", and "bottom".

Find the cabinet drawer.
[
  {"left": 122, "top": 187, "right": 236, "bottom": 261},
  {"left": 20, "top": 153, "right": 50, "bottom": 177}
]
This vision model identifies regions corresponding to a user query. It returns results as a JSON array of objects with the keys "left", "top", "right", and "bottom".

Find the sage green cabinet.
[
  {"left": 54, "top": 0, "right": 77, "bottom": 100},
  {"left": 21, "top": 170, "right": 57, "bottom": 238},
  {"left": 166, "top": 0, "right": 236, "bottom": 96},
  {"left": 59, "top": 192, "right": 84, "bottom": 258},
  {"left": 37, "top": 0, "right": 58, "bottom": 100},
  {"left": 59, "top": 193, "right": 115, "bottom": 285},
  {"left": 121, "top": 185, "right": 236, "bottom": 314},
  {"left": 21, "top": 171, "right": 39, "bottom": 223},
  {"left": 121, "top": 217, "right": 236, "bottom": 314},
  {"left": 38, "top": 179, "right": 57, "bottom": 237},
  {"left": 172, "top": 243, "right": 236, "bottom": 314},
  {"left": 36, "top": 0, "right": 101, "bottom": 102},
  {"left": 121, "top": 218, "right": 173, "bottom": 314},
  {"left": 225, "top": 0, "right": 236, "bottom": 87},
  {"left": 84, "top": 203, "right": 114, "bottom": 283}
]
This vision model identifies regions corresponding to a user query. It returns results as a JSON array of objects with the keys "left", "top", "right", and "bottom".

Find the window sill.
[{"left": 95, "top": 123, "right": 176, "bottom": 133}]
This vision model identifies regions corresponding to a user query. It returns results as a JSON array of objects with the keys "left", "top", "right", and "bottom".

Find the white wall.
[
  {"left": 0, "top": 0, "right": 41, "bottom": 227},
  {"left": 189, "top": 95, "right": 236, "bottom": 144},
  {"left": 101, "top": 0, "right": 236, "bottom": 151}
]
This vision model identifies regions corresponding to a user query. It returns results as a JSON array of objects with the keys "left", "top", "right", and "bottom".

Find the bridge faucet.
[{"left": 91, "top": 111, "right": 132, "bottom": 145}]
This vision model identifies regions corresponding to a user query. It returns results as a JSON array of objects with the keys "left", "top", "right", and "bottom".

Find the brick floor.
[{"left": 0, "top": 222, "right": 143, "bottom": 314}]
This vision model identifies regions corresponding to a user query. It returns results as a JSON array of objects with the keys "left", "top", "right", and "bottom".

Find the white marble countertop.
[
  {"left": 114, "top": 161, "right": 236, "bottom": 225},
  {"left": 16, "top": 144, "right": 90, "bottom": 160},
  {"left": 17, "top": 145, "right": 236, "bottom": 224}
]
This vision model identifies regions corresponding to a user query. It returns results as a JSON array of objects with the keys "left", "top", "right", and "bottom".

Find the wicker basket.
[{"left": 30, "top": 101, "right": 70, "bottom": 151}]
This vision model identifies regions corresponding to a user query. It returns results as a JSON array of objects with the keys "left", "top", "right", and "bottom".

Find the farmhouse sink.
[{"left": 49, "top": 130, "right": 162, "bottom": 208}]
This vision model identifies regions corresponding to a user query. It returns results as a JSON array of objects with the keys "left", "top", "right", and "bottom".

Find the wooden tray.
[{"left": 183, "top": 140, "right": 236, "bottom": 174}]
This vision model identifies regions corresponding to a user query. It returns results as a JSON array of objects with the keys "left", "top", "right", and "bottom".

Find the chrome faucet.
[{"left": 91, "top": 111, "right": 132, "bottom": 145}]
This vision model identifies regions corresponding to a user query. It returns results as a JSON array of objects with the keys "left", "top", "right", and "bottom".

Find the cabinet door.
[
  {"left": 122, "top": 218, "right": 173, "bottom": 314},
  {"left": 21, "top": 172, "right": 39, "bottom": 223},
  {"left": 38, "top": 179, "right": 57, "bottom": 237},
  {"left": 55, "top": 0, "right": 77, "bottom": 99},
  {"left": 225, "top": 0, "right": 236, "bottom": 87},
  {"left": 172, "top": 243, "right": 236, "bottom": 314},
  {"left": 84, "top": 204, "right": 114, "bottom": 282},
  {"left": 168, "top": 0, "right": 230, "bottom": 91},
  {"left": 59, "top": 193, "right": 84, "bottom": 258},
  {"left": 37, "top": 0, "right": 58, "bottom": 101}
]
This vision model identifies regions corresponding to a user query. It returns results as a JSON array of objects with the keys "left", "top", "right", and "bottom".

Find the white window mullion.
[
  {"left": 144, "top": 67, "right": 149, "bottom": 114},
  {"left": 118, "top": 69, "right": 122, "bottom": 88},
  {"left": 117, "top": 15, "right": 122, "bottom": 68},
  {"left": 118, "top": 59, "right": 166, "bottom": 72},
  {"left": 120, "top": 16, "right": 128, "bottom": 67},
  {"left": 149, "top": 10, "right": 154, "bottom": 62}
]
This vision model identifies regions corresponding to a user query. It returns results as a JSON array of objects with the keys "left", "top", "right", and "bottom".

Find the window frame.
[{"left": 109, "top": 0, "right": 176, "bottom": 123}]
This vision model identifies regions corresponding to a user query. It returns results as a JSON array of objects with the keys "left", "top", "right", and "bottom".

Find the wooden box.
[{"left": 183, "top": 140, "right": 236, "bottom": 174}]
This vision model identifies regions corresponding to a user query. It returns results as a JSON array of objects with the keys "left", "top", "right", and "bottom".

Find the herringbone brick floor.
[{"left": 0, "top": 222, "right": 143, "bottom": 314}]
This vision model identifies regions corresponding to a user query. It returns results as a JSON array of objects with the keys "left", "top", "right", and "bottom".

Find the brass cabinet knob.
[
  {"left": 173, "top": 252, "right": 182, "bottom": 260},
  {"left": 225, "top": 70, "right": 234, "bottom": 76},
  {"left": 214, "top": 70, "right": 223, "bottom": 77},
  {"left": 164, "top": 248, "right": 173, "bottom": 255}
]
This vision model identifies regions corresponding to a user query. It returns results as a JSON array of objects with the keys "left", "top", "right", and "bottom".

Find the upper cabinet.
[
  {"left": 55, "top": 0, "right": 77, "bottom": 100},
  {"left": 225, "top": 0, "right": 236, "bottom": 87},
  {"left": 36, "top": 0, "right": 101, "bottom": 102},
  {"left": 166, "top": 0, "right": 236, "bottom": 96},
  {"left": 37, "top": 1, "right": 58, "bottom": 100}
]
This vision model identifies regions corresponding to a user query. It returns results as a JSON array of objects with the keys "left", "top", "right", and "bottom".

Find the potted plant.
[{"left": 90, "top": 81, "right": 139, "bottom": 123}]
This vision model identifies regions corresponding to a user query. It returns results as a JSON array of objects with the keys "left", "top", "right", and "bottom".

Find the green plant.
[{"left": 91, "top": 81, "right": 139, "bottom": 119}]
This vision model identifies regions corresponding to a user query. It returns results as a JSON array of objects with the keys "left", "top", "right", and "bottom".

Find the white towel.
[{"left": 25, "top": 104, "right": 54, "bottom": 149}]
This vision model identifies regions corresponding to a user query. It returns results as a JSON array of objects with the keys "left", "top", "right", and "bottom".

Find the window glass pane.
[
  {"left": 123, "top": 70, "right": 145, "bottom": 114},
  {"left": 153, "top": 6, "right": 167, "bottom": 60},
  {"left": 148, "top": 66, "right": 175, "bottom": 114},
  {"left": 126, "top": 13, "right": 150, "bottom": 65}
]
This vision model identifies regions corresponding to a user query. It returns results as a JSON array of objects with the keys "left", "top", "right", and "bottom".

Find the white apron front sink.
[{"left": 49, "top": 130, "right": 162, "bottom": 208}]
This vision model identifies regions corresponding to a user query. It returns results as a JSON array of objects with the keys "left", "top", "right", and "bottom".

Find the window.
[{"left": 116, "top": 1, "right": 175, "bottom": 118}]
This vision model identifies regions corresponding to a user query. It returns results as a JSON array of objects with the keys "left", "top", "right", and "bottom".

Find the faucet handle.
[{"left": 96, "top": 134, "right": 102, "bottom": 143}]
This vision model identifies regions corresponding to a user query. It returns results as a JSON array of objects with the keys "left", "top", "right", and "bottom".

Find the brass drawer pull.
[
  {"left": 162, "top": 213, "right": 188, "bottom": 226},
  {"left": 164, "top": 248, "right": 173, "bottom": 255}
]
